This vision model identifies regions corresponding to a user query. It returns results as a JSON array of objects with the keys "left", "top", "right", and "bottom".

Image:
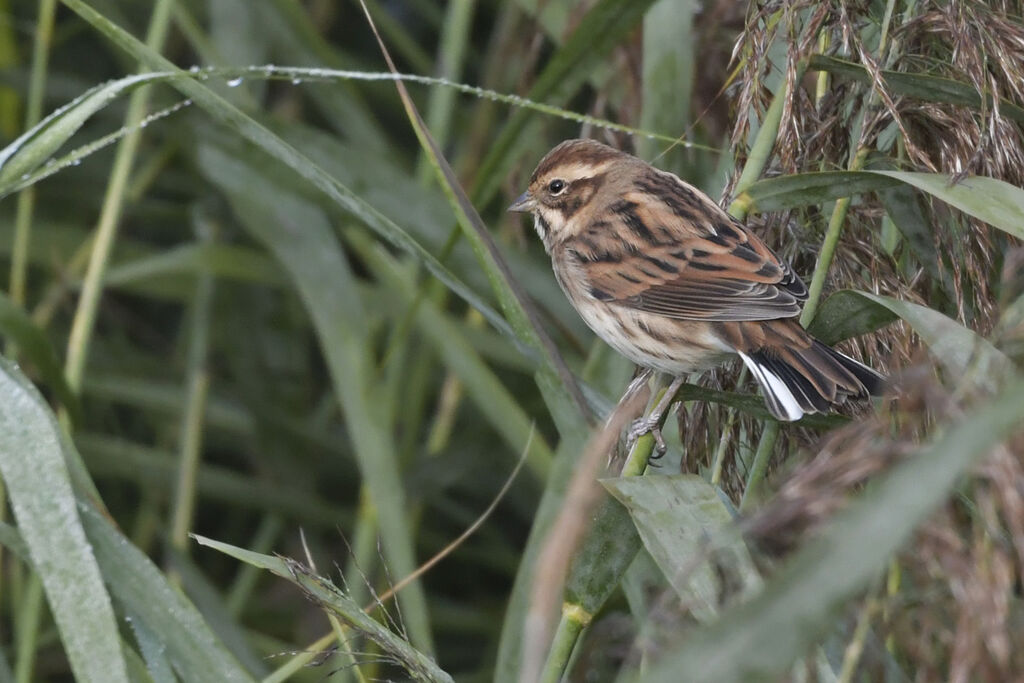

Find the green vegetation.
[{"left": 0, "top": 1, "right": 1022, "bottom": 681}]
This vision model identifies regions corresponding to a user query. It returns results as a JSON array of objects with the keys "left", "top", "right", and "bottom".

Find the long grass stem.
[
  {"left": 63, "top": 0, "right": 176, "bottom": 393},
  {"left": 8, "top": 0, "right": 56, "bottom": 311}
]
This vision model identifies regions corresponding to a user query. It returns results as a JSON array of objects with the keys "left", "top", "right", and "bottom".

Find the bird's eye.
[{"left": 547, "top": 179, "right": 567, "bottom": 195}]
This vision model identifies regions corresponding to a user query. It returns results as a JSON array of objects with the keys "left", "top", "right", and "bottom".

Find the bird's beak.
[{"left": 507, "top": 191, "right": 535, "bottom": 213}]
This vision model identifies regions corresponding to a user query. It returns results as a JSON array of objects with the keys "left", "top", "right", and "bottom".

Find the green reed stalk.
[{"left": 63, "top": 0, "right": 176, "bottom": 392}]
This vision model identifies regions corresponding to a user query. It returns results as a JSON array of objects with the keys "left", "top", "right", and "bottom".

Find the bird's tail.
[{"left": 737, "top": 337, "right": 885, "bottom": 422}]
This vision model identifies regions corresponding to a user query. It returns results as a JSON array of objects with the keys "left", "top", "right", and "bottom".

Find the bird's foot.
[
  {"left": 624, "top": 375, "right": 687, "bottom": 460},
  {"left": 627, "top": 416, "right": 667, "bottom": 458}
]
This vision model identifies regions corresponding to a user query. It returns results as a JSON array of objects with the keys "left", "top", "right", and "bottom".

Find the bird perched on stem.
[{"left": 509, "top": 139, "right": 884, "bottom": 444}]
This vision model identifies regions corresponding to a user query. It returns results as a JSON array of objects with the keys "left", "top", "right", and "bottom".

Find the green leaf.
[
  {"left": 0, "top": 358, "right": 128, "bottom": 683},
  {"left": 806, "top": 289, "right": 899, "bottom": 345},
  {"left": 194, "top": 535, "right": 455, "bottom": 683},
  {"left": 740, "top": 171, "right": 901, "bottom": 212},
  {"left": 835, "top": 291, "right": 1011, "bottom": 387},
  {"left": 562, "top": 495, "right": 644, "bottom": 613},
  {"left": 641, "top": 375, "right": 1024, "bottom": 683},
  {"left": 741, "top": 170, "right": 1024, "bottom": 266},
  {"left": 809, "top": 55, "right": 1024, "bottom": 124},
  {"left": 742, "top": 169, "right": 1024, "bottom": 245},
  {"left": 603, "top": 475, "right": 761, "bottom": 619},
  {"left": 869, "top": 171, "right": 1024, "bottom": 240}
]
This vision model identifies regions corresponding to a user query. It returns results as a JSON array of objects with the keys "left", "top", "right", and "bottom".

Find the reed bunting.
[{"left": 510, "top": 139, "right": 884, "bottom": 425}]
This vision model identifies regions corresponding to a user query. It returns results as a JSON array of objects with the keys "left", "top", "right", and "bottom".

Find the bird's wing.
[{"left": 565, "top": 170, "right": 807, "bottom": 322}]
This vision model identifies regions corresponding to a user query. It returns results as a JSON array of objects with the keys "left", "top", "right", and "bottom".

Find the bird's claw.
[{"left": 627, "top": 416, "right": 667, "bottom": 458}]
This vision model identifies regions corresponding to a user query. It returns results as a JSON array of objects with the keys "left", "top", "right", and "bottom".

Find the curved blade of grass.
[
  {"left": 57, "top": 0, "right": 525, "bottom": 366},
  {"left": 603, "top": 475, "right": 760, "bottom": 619},
  {"left": 641, "top": 375, "right": 1024, "bottom": 683},
  {"left": 193, "top": 535, "right": 455, "bottom": 683},
  {"left": 0, "top": 71, "right": 168, "bottom": 189},
  {"left": 361, "top": 0, "right": 591, "bottom": 426},
  {"left": 197, "top": 141, "right": 434, "bottom": 652},
  {"left": 808, "top": 55, "right": 1024, "bottom": 123},
  {"left": 0, "top": 359, "right": 127, "bottom": 683},
  {"left": 0, "top": 293, "right": 81, "bottom": 425},
  {"left": 125, "top": 608, "right": 176, "bottom": 683},
  {"left": 870, "top": 171, "right": 1024, "bottom": 240},
  {"left": 164, "top": 548, "right": 268, "bottom": 676}
]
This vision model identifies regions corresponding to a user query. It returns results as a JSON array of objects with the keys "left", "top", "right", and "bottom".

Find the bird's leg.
[
  {"left": 608, "top": 368, "right": 654, "bottom": 428},
  {"left": 627, "top": 375, "right": 686, "bottom": 458}
]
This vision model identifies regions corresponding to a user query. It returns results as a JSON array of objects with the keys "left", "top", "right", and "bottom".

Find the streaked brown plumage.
[{"left": 510, "top": 139, "right": 884, "bottom": 421}]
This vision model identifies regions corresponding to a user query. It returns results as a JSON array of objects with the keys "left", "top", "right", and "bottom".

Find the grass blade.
[
  {"left": 194, "top": 535, "right": 455, "bottom": 683},
  {"left": 805, "top": 289, "right": 900, "bottom": 345},
  {"left": 79, "top": 503, "right": 255, "bottom": 682},
  {"left": 739, "top": 171, "right": 902, "bottom": 212},
  {"left": 0, "top": 359, "right": 127, "bottom": 683},
  {"left": 0, "top": 72, "right": 165, "bottom": 191},
  {"left": 870, "top": 171, "right": 1024, "bottom": 240}
]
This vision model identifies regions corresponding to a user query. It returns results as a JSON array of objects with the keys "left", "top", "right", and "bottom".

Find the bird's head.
[{"left": 509, "top": 139, "right": 626, "bottom": 251}]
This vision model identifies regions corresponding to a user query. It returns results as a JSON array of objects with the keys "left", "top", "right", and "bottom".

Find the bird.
[{"left": 509, "top": 138, "right": 884, "bottom": 436}]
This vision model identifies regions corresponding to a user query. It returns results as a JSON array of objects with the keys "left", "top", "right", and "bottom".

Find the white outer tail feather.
[{"left": 737, "top": 351, "right": 804, "bottom": 421}]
